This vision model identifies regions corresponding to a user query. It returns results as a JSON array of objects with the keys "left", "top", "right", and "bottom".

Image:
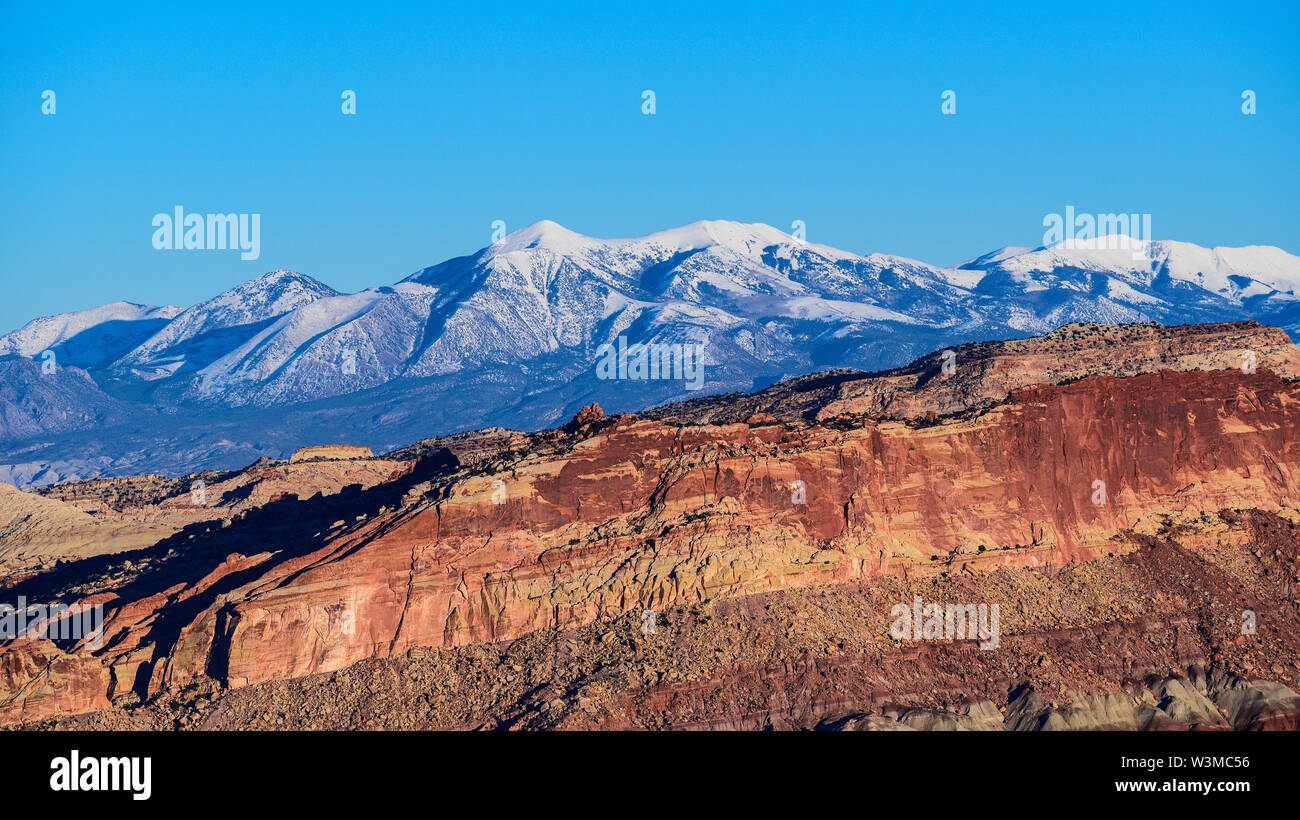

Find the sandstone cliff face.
[
  {"left": 289, "top": 445, "right": 374, "bottom": 463},
  {"left": 817, "top": 321, "right": 1300, "bottom": 421},
  {"left": 2, "top": 357, "right": 1298, "bottom": 725},
  {"left": 20, "top": 509, "right": 1300, "bottom": 731},
  {"left": 0, "top": 457, "right": 411, "bottom": 577},
  {"left": 647, "top": 320, "right": 1300, "bottom": 425}
]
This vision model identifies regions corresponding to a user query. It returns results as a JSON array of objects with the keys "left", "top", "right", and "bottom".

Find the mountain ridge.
[
  {"left": 2, "top": 220, "right": 1298, "bottom": 485},
  {"left": 4, "top": 319, "right": 1300, "bottom": 729}
]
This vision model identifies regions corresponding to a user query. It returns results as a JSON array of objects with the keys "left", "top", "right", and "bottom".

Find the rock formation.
[
  {"left": 646, "top": 320, "right": 1300, "bottom": 425},
  {"left": 288, "top": 445, "right": 374, "bottom": 463},
  {"left": 2, "top": 321, "right": 1299, "bottom": 730}
]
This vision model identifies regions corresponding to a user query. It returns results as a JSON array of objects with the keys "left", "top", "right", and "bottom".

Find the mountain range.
[
  {"left": 2, "top": 220, "right": 1298, "bottom": 485},
  {"left": 5, "top": 320, "right": 1300, "bottom": 729}
]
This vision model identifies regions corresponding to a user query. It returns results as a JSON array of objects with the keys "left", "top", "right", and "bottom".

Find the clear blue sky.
[{"left": 2, "top": 0, "right": 1296, "bottom": 333}]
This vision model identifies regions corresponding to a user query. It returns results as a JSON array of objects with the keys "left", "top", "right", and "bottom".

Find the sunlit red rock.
[{"left": 3, "top": 322, "right": 1299, "bottom": 727}]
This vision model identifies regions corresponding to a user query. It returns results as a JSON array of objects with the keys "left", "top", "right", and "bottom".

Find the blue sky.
[{"left": 1, "top": 0, "right": 1297, "bottom": 333}]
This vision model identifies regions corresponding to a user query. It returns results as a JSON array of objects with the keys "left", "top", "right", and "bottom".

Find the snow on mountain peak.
[
  {"left": 486, "top": 219, "right": 863, "bottom": 278},
  {"left": 634, "top": 220, "right": 793, "bottom": 251},
  {"left": 236, "top": 268, "right": 337, "bottom": 296},
  {"left": 958, "top": 245, "right": 1037, "bottom": 270},
  {"left": 189, "top": 269, "right": 338, "bottom": 311},
  {"left": 0, "top": 301, "right": 182, "bottom": 357},
  {"left": 115, "top": 270, "right": 341, "bottom": 374},
  {"left": 1045, "top": 232, "right": 1147, "bottom": 252},
  {"left": 493, "top": 220, "right": 594, "bottom": 254},
  {"left": 491, "top": 219, "right": 812, "bottom": 257},
  {"left": 10, "top": 223, "right": 1300, "bottom": 425},
  {"left": 990, "top": 236, "right": 1300, "bottom": 300}
]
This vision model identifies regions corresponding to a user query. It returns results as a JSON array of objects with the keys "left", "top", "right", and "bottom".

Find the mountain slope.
[
  {"left": 963, "top": 237, "right": 1300, "bottom": 334},
  {"left": 0, "top": 301, "right": 182, "bottom": 358},
  {"left": 114, "top": 269, "right": 340, "bottom": 383},
  {"left": 1, "top": 221, "right": 1297, "bottom": 483}
]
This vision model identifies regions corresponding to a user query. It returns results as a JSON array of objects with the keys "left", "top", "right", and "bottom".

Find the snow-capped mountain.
[
  {"left": 137, "top": 220, "right": 1002, "bottom": 408},
  {"left": 960, "top": 235, "right": 1300, "bottom": 334},
  {"left": 116, "top": 269, "right": 340, "bottom": 382},
  {"left": 85, "top": 220, "right": 990, "bottom": 409},
  {"left": 991, "top": 237, "right": 1300, "bottom": 298},
  {"left": 1, "top": 220, "right": 1297, "bottom": 484},
  {"left": 0, "top": 301, "right": 182, "bottom": 367}
]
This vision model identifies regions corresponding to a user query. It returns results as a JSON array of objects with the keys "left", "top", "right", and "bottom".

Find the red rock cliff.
[{"left": 3, "top": 365, "right": 1298, "bottom": 725}]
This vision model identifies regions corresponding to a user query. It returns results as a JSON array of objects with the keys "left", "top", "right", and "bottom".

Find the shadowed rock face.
[
  {"left": 0, "top": 457, "right": 412, "bottom": 577},
  {"left": 15, "top": 509, "right": 1300, "bottom": 731},
  {"left": 2, "top": 322, "right": 1300, "bottom": 729}
]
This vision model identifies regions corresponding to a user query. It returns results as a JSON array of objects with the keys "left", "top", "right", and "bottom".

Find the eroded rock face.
[
  {"left": 0, "top": 483, "right": 141, "bottom": 566},
  {"left": 2, "top": 356, "right": 1299, "bottom": 726},
  {"left": 647, "top": 320, "right": 1300, "bottom": 425},
  {"left": 289, "top": 445, "right": 374, "bottom": 463},
  {"left": 17, "top": 509, "right": 1300, "bottom": 731},
  {"left": 569, "top": 403, "right": 605, "bottom": 427},
  {"left": 0, "top": 457, "right": 412, "bottom": 576}
]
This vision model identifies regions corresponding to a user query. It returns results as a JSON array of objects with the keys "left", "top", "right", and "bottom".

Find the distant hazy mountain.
[{"left": 2, "top": 220, "right": 1297, "bottom": 485}]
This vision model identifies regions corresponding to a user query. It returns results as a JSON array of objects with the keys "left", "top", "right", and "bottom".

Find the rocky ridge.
[
  {"left": 4, "top": 223, "right": 1300, "bottom": 485},
  {"left": 2, "top": 321, "right": 1299, "bottom": 729},
  {"left": 645, "top": 320, "right": 1300, "bottom": 425}
]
